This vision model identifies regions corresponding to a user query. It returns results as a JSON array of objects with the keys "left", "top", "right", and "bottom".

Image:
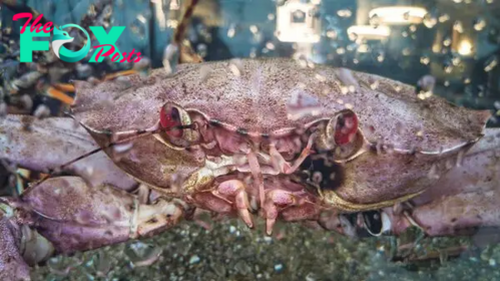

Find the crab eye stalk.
[
  {"left": 329, "top": 109, "right": 359, "bottom": 146},
  {"left": 316, "top": 109, "right": 365, "bottom": 160},
  {"left": 157, "top": 102, "right": 199, "bottom": 148},
  {"left": 160, "top": 104, "right": 184, "bottom": 138}
]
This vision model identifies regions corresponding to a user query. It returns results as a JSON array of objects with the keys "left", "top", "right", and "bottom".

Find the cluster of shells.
[{"left": 0, "top": 0, "right": 134, "bottom": 118}]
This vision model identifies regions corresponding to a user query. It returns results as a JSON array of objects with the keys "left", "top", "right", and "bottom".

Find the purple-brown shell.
[
  {"left": 71, "top": 58, "right": 490, "bottom": 204},
  {"left": 72, "top": 58, "right": 488, "bottom": 153}
]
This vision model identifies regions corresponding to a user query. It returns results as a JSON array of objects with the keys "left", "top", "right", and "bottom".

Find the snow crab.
[{"left": 1, "top": 58, "right": 500, "bottom": 279}]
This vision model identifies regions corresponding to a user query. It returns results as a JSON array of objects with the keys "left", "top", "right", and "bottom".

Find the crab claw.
[
  {"left": 387, "top": 128, "right": 500, "bottom": 237},
  {"left": 14, "top": 176, "right": 183, "bottom": 255},
  {"left": 0, "top": 115, "right": 137, "bottom": 191}
]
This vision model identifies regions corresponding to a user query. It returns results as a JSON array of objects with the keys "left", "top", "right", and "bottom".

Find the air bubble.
[
  {"left": 199, "top": 65, "right": 212, "bottom": 82},
  {"left": 439, "top": 14, "right": 450, "bottom": 23},
  {"left": 423, "top": 14, "right": 437, "bottom": 28},
  {"left": 369, "top": 14, "right": 381, "bottom": 27},
  {"left": 348, "top": 32, "right": 358, "bottom": 42},
  {"left": 337, "top": 9, "right": 352, "bottom": 18},
  {"left": 484, "top": 56, "right": 498, "bottom": 72},
  {"left": 377, "top": 52, "right": 385, "bottom": 63},
  {"left": 417, "top": 75, "right": 436, "bottom": 93},
  {"left": 133, "top": 57, "right": 151, "bottom": 77},
  {"left": 227, "top": 24, "right": 236, "bottom": 38},
  {"left": 420, "top": 55, "right": 430, "bottom": 65},
  {"left": 453, "top": 21, "right": 464, "bottom": 33},
  {"left": 326, "top": 29, "right": 337, "bottom": 39},
  {"left": 474, "top": 17, "right": 487, "bottom": 31},
  {"left": 444, "top": 64, "right": 453, "bottom": 74},
  {"left": 129, "top": 17, "right": 147, "bottom": 41},
  {"left": 443, "top": 36, "right": 452, "bottom": 47},
  {"left": 427, "top": 164, "right": 440, "bottom": 180},
  {"left": 249, "top": 47, "right": 257, "bottom": 58},
  {"left": 249, "top": 25, "right": 259, "bottom": 34},
  {"left": 494, "top": 101, "right": 500, "bottom": 110},
  {"left": 229, "top": 59, "right": 243, "bottom": 77},
  {"left": 163, "top": 44, "right": 179, "bottom": 75},
  {"left": 197, "top": 43, "right": 208, "bottom": 58}
]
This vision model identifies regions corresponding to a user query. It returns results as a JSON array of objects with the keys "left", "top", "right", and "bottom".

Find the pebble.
[
  {"left": 189, "top": 255, "right": 200, "bottom": 265},
  {"left": 274, "top": 263, "right": 283, "bottom": 272}
]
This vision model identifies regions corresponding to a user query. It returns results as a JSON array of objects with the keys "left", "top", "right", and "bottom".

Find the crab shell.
[{"left": 70, "top": 58, "right": 489, "bottom": 211}]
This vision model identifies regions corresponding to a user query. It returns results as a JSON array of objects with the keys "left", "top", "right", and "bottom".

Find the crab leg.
[
  {"left": 187, "top": 177, "right": 254, "bottom": 228},
  {"left": 263, "top": 189, "right": 297, "bottom": 235},
  {"left": 247, "top": 151, "right": 266, "bottom": 208},
  {"left": 269, "top": 134, "right": 315, "bottom": 174},
  {"left": 214, "top": 179, "right": 253, "bottom": 228},
  {"left": 0, "top": 115, "right": 137, "bottom": 191}
]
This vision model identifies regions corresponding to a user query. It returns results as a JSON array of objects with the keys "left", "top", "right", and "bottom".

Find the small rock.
[
  {"left": 189, "top": 255, "right": 200, "bottom": 265},
  {"left": 274, "top": 263, "right": 283, "bottom": 272},
  {"left": 33, "top": 105, "right": 51, "bottom": 119},
  {"left": 229, "top": 225, "right": 236, "bottom": 234}
]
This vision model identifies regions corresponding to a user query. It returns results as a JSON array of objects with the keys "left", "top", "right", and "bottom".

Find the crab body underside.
[{"left": 1, "top": 59, "right": 499, "bottom": 280}]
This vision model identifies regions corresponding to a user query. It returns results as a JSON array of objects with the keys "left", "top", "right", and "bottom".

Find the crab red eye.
[
  {"left": 334, "top": 110, "right": 358, "bottom": 146},
  {"left": 160, "top": 104, "right": 183, "bottom": 138}
]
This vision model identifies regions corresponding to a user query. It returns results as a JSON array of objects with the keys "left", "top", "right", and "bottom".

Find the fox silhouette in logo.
[{"left": 52, "top": 24, "right": 90, "bottom": 63}]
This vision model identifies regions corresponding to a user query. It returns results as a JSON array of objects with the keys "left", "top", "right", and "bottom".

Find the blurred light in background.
[
  {"left": 369, "top": 6, "right": 428, "bottom": 25},
  {"left": 347, "top": 25, "right": 391, "bottom": 41},
  {"left": 457, "top": 39, "right": 473, "bottom": 56},
  {"left": 276, "top": 0, "right": 321, "bottom": 43}
]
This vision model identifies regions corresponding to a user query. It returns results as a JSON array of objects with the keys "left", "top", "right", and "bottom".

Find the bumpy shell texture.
[
  {"left": 73, "top": 58, "right": 488, "bottom": 153},
  {"left": 72, "top": 58, "right": 490, "bottom": 203}
]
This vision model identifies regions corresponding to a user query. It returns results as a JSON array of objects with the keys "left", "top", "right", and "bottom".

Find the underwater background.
[{"left": 1, "top": 0, "right": 500, "bottom": 280}]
